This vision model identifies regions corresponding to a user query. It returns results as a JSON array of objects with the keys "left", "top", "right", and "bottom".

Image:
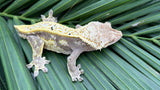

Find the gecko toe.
[
  {"left": 34, "top": 70, "right": 39, "bottom": 77},
  {"left": 42, "top": 67, "right": 48, "bottom": 72},
  {"left": 72, "top": 77, "right": 77, "bottom": 82},
  {"left": 77, "top": 64, "right": 81, "bottom": 69},
  {"left": 26, "top": 63, "right": 33, "bottom": 69},
  {"left": 78, "top": 77, "right": 83, "bottom": 81},
  {"left": 80, "top": 69, "right": 84, "bottom": 74},
  {"left": 45, "top": 60, "right": 50, "bottom": 64}
]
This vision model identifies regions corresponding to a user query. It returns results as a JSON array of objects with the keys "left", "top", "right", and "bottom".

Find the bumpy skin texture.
[{"left": 14, "top": 10, "right": 122, "bottom": 81}]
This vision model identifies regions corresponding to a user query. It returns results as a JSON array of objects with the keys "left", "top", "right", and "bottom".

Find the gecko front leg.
[
  {"left": 67, "top": 49, "right": 84, "bottom": 81},
  {"left": 26, "top": 35, "right": 50, "bottom": 77}
]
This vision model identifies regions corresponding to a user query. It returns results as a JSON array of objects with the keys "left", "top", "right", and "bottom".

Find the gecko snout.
[{"left": 116, "top": 30, "right": 122, "bottom": 39}]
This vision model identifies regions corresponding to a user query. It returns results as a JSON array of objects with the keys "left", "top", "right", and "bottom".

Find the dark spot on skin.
[
  {"left": 68, "top": 33, "right": 71, "bottom": 35},
  {"left": 51, "top": 27, "right": 53, "bottom": 30}
]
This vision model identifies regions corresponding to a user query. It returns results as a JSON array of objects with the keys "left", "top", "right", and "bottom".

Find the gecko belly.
[{"left": 43, "top": 39, "right": 71, "bottom": 55}]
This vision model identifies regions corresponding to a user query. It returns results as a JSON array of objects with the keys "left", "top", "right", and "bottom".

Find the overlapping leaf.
[{"left": 0, "top": 17, "right": 36, "bottom": 90}]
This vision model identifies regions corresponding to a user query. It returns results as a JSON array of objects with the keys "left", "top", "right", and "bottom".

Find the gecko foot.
[
  {"left": 26, "top": 57, "right": 50, "bottom": 77},
  {"left": 68, "top": 64, "right": 84, "bottom": 82}
]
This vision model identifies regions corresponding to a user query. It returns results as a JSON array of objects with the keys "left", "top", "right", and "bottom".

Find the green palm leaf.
[{"left": 0, "top": 0, "right": 160, "bottom": 89}]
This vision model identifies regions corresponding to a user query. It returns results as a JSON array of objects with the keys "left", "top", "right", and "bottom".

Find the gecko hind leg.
[
  {"left": 67, "top": 49, "right": 84, "bottom": 81},
  {"left": 26, "top": 36, "right": 50, "bottom": 77},
  {"left": 41, "top": 10, "right": 57, "bottom": 22}
]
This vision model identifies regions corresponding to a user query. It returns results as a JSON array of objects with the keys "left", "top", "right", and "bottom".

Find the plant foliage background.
[{"left": 0, "top": 0, "right": 160, "bottom": 90}]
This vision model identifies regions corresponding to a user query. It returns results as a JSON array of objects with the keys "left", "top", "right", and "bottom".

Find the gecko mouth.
[{"left": 103, "top": 40, "right": 114, "bottom": 48}]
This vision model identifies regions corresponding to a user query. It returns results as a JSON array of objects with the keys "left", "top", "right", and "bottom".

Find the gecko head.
[{"left": 87, "top": 21, "right": 122, "bottom": 48}]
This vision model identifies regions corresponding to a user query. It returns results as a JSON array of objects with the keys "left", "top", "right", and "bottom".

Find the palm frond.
[{"left": 0, "top": 0, "right": 160, "bottom": 89}]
